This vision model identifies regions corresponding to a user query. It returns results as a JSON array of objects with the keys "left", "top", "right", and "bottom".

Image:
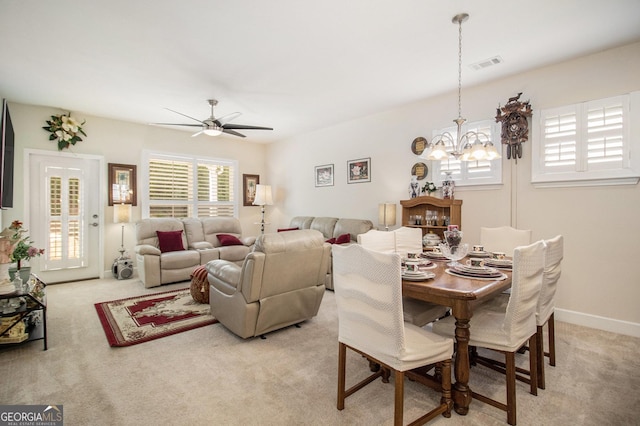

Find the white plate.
[
  {"left": 468, "top": 251, "right": 492, "bottom": 258},
  {"left": 402, "top": 271, "right": 435, "bottom": 281},
  {"left": 403, "top": 270, "right": 424, "bottom": 275}
]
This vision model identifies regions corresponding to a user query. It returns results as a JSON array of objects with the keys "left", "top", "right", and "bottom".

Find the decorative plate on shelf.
[
  {"left": 411, "top": 162, "right": 428, "bottom": 180},
  {"left": 411, "top": 137, "right": 428, "bottom": 155}
]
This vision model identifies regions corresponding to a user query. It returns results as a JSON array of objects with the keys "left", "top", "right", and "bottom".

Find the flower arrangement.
[
  {"left": 43, "top": 113, "right": 87, "bottom": 150},
  {"left": 421, "top": 181, "right": 438, "bottom": 196},
  {"left": 7, "top": 221, "right": 44, "bottom": 269}
]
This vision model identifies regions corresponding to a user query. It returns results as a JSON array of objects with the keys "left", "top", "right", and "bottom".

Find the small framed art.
[
  {"left": 347, "top": 158, "right": 371, "bottom": 184},
  {"left": 243, "top": 174, "right": 260, "bottom": 206},
  {"left": 315, "top": 164, "right": 334, "bottom": 187},
  {"left": 108, "top": 163, "right": 137, "bottom": 206}
]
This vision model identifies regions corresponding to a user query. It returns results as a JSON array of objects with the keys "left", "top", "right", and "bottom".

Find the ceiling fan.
[{"left": 153, "top": 99, "right": 273, "bottom": 138}]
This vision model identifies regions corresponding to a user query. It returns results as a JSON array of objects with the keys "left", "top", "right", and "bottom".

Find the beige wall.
[
  {"left": 266, "top": 41, "right": 640, "bottom": 335},
  {"left": 4, "top": 103, "right": 267, "bottom": 279}
]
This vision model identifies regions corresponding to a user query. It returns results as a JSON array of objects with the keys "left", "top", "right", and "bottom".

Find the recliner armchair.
[{"left": 207, "top": 229, "right": 331, "bottom": 339}]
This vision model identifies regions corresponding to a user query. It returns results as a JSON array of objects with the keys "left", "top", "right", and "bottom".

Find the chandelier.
[{"left": 421, "top": 13, "right": 501, "bottom": 162}]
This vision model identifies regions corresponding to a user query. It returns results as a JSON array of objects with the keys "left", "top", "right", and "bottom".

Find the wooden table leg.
[{"left": 452, "top": 305, "right": 472, "bottom": 415}]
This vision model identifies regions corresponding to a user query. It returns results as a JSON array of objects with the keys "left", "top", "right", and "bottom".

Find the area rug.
[{"left": 94, "top": 288, "right": 218, "bottom": 347}]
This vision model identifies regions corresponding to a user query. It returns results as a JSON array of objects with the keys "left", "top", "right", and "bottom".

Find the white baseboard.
[{"left": 555, "top": 308, "right": 640, "bottom": 338}]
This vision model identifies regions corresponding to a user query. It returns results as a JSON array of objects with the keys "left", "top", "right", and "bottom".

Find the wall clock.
[{"left": 495, "top": 92, "right": 533, "bottom": 163}]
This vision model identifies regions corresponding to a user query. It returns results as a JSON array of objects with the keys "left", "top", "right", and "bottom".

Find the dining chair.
[
  {"left": 332, "top": 244, "right": 454, "bottom": 425},
  {"left": 358, "top": 227, "right": 449, "bottom": 327},
  {"left": 432, "top": 239, "right": 545, "bottom": 425},
  {"left": 474, "top": 235, "right": 564, "bottom": 390},
  {"left": 480, "top": 226, "right": 532, "bottom": 255}
]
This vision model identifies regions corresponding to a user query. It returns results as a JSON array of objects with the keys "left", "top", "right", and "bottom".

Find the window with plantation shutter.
[
  {"left": 143, "top": 151, "right": 237, "bottom": 218},
  {"left": 532, "top": 92, "right": 640, "bottom": 187},
  {"left": 430, "top": 119, "right": 502, "bottom": 187}
]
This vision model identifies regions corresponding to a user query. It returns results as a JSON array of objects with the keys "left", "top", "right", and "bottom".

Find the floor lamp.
[
  {"left": 378, "top": 203, "right": 396, "bottom": 231},
  {"left": 114, "top": 203, "right": 132, "bottom": 259},
  {"left": 253, "top": 184, "right": 273, "bottom": 234}
]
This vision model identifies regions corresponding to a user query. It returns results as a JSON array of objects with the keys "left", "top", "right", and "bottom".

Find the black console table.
[{"left": 0, "top": 274, "right": 47, "bottom": 350}]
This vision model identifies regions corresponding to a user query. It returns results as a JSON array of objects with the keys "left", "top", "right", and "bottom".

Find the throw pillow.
[
  {"left": 326, "top": 238, "right": 336, "bottom": 244},
  {"left": 277, "top": 227, "right": 299, "bottom": 232},
  {"left": 217, "top": 234, "right": 244, "bottom": 246},
  {"left": 156, "top": 230, "right": 185, "bottom": 253},
  {"left": 335, "top": 233, "right": 351, "bottom": 244}
]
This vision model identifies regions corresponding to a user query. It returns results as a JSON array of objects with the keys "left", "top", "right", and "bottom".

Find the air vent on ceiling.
[{"left": 470, "top": 56, "right": 503, "bottom": 71}]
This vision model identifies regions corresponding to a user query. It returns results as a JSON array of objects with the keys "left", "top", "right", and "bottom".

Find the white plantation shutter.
[
  {"left": 144, "top": 151, "right": 237, "bottom": 218},
  {"left": 533, "top": 92, "right": 638, "bottom": 186},
  {"left": 431, "top": 120, "right": 502, "bottom": 186}
]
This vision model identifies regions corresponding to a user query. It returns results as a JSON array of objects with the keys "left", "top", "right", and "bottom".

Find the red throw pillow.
[
  {"left": 326, "top": 238, "right": 336, "bottom": 244},
  {"left": 277, "top": 227, "right": 299, "bottom": 232},
  {"left": 217, "top": 234, "right": 244, "bottom": 246},
  {"left": 335, "top": 233, "right": 351, "bottom": 244},
  {"left": 156, "top": 230, "right": 185, "bottom": 253}
]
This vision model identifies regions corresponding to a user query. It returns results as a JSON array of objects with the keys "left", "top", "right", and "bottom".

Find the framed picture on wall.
[
  {"left": 108, "top": 163, "right": 137, "bottom": 206},
  {"left": 243, "top": 174, "right": 260, "bottom": 206},
  {"left": 347, "top": 158, "right": 371, "bottom": 184},
  {"left": 315, "top": 164, "right": 334, "bottom": 187}
]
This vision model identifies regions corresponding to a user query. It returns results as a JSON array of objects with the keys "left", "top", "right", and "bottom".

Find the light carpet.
[{"left": 0, "top": 277, "right": 639, "bottom": 425}]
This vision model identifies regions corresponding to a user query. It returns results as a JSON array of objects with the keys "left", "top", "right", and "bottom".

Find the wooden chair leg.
[
  {"left": 505, "top": 352, "right": 517, "bottom": 425},
  {"left": 536, "top": 325, "right": 545, "bottom": 389},
  {"left": 394, "top": 370, "right": 404, "bottom": 426},
  {"left": 441, "top": 359, "right": 453, "bottom": 418},
  {"left": 548, "top": 313, "right": 556, "bottom": 367},
  {"left": 337, "top": 343, "right": 347, "bottom": 410},
  {"left": 529, "top": 333, "right": 538, "bottom": 396}
]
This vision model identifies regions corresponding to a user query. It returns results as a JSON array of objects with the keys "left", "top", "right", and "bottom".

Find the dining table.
[{"left": 402, "top": 256, "right": 512, "bottom": 416}]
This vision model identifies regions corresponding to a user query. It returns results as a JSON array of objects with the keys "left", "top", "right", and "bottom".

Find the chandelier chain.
[{"left": 457, "top": 17, "right": 463, "bottom": 119}]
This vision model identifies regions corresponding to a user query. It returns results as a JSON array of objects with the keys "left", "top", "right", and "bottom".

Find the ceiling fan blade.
[
  {"left": 222, "top": 124, "right": 273, "bottom": 131},
  {"left": 191, "top": 130, "right": 205, "bottom": 137},
  {"left": 151, "top": 122, "right": 203, "bottom": 127},
  {"left": 222, "top": 128, "right": 246, "bottom": 138},
  {"left": 165, "top": 108, "right": 205, "bottom": 124},
  {"left": 215, "top": 112, "right": 242, "bottom": 126}
]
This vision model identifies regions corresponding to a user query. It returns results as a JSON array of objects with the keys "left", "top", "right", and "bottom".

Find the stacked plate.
[
  {"left": 447, "top": 264, "right": 506, "bottom": 280},
  {"left": 467, "top": 250, "right": 492, "bottom": 258},
  {"left": 483, "top": 258, "right": 513, "bottom": 269},
  {"left": 402, "top": 270, "right": 436, "bottom": 281},
  {"left": 423, "top": 251, "right": 449, "bottom": 261}
]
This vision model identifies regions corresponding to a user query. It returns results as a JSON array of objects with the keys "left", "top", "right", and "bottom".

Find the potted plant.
[{"left": 8, "top": 220, "right": 44, "bottom": 282}]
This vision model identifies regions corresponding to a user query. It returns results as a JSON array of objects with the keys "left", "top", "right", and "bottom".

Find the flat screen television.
[{"left": 0, "top": 99, "right": 15, "bottom": 208}]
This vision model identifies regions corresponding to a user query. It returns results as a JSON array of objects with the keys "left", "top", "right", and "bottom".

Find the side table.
[{"left": 0, "top": 274, "right": 47, "bottom": 350}]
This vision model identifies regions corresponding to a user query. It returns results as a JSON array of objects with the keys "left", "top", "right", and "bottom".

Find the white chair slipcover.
[
  {"left": 357, "top": 227, "right": 449, "bottom": 327},
  {"left": 480, "top": 226, "right": 532, "bottom": 255},
  {"left": 432, "top": 239, "right": 545, "bottom": 425},
  {"left": 332, "top": 244, "right": 454, "bottom": 425}
]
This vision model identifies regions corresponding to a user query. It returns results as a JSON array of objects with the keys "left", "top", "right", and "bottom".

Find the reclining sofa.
[
  {"left": 135, "top": 217, "right": 256, "bottom": 288},
  {"left": 288, "top": 216, "right": 374, "bottom": 289}
]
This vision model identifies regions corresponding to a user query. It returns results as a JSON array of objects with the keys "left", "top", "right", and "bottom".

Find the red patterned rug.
[{"left": 94, "top": 288, "right": 218, "bottom": 347}]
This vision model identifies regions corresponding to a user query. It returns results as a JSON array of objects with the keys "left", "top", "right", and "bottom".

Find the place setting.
[
  {"left": 445, "top": 257, "right": 508, "bottom": 281},
  {"left": 467, "top": 244, "right": 493, "bottom": 258},
  {"left": 402, "top": 261, "right": 436, "bottom": 281}
]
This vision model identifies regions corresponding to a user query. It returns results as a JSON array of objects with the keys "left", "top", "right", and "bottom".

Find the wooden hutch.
[{"left": 400, "top": 195, "right": 462, "bottom": 241}]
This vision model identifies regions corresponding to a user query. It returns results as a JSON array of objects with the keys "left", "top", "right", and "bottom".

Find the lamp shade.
[
  {"left": 253, "top": 184, "right": 273, "bottom": 206},
  {"left": 378, "top": 203, "right": 396, "bottom": 228},
  {"left": 114, "top": 204, "right": 132, "bottom": 224}
]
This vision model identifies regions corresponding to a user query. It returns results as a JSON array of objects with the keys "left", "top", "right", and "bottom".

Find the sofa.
[
  {"left": 207, "top": 229, "right": 331, "bottom": 339},
  {"left": 288, "top": 216, "right": 374, "bottom": 289},
  {"left": 135, "top": 217, "right": 256, "bottom": 288}
]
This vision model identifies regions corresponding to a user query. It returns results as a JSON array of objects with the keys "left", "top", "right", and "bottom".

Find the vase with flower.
[{"left": 7, "top": 221, "right": 45, "bottom": 283}]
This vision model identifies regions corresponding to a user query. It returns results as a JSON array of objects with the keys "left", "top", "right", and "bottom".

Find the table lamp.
[
  {"left": 378, "top": 203, "right": 396, "bottom": 231},
  {"left": 253, "top": 184, "right": 273, "bottom": 234}
]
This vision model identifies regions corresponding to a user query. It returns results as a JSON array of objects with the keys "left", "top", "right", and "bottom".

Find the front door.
[{"left": 27, "top": 150, "right": 103, "bottom": 283}]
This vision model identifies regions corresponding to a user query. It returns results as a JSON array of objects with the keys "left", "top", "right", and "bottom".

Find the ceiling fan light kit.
[
  {"left": 152, "top": 98, "right": 273, "bottom": 138},
  {"left": 421, "top": 13, "right": 501, "bottom": 162}
]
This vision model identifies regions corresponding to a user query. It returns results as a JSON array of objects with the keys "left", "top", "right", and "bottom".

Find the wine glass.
[{"left": 439, "top": 243, "right": 469, "bottom": 268}]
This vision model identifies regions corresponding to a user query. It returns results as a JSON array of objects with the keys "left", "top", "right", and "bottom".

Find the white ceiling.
[{"left": 1, "top": 0, "right": 639, "bottom": 143}]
